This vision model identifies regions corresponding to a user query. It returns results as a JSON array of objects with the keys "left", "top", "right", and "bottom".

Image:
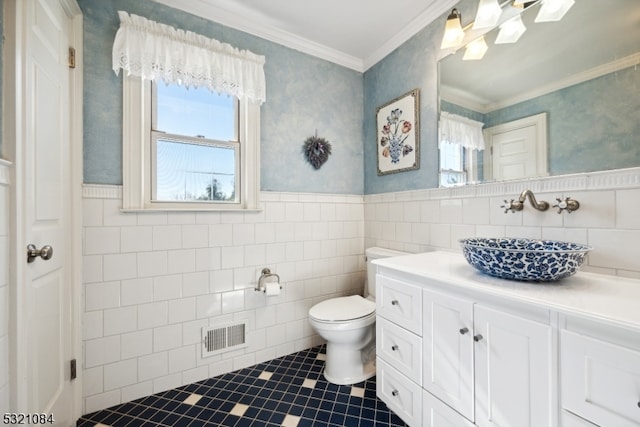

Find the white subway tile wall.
[
  {"left": 81, "top": 168, "right": 640, "bottom": 414},
  {"left": 81, "top": 188, "right": 365, "bottom": 413},
  {"left": 364, "top": 169, "right": 640, "bottom": 279},
  {"left": 0, "top": 163, "right": 9, "bottom": 412}
]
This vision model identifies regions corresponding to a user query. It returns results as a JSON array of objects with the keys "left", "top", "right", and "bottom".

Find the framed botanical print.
[{"left": 376, "top": 89, "right": 420, "bottom": 175}]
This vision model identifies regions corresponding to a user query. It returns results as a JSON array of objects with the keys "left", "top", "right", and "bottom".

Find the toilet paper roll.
[{"left": 264, "top": 282, "right": 281, "bottom": 296}]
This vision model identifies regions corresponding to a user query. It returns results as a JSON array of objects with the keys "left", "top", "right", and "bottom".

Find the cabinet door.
[
  {"left": 561, "top": 330, "right": 640, "bottom": 427},
  {"left": 423, "top": 390, "right": 476, "bottom": 427},
  {"left": 423, "top": 289, "right": 475, "bottom": 421},
  {"left": 561, "top": 410, "right": 599, "bottom": 427},
  {"left": 474, "top": 304, "right": 553, "bottom": 427}
]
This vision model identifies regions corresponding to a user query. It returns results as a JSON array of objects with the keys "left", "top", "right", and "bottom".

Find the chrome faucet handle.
[
  {"left": 552, "top": 197, "right": 580, "bottom": 214},
  {"left": 500, "top": 199, "right": 523, "bottom": 214}
]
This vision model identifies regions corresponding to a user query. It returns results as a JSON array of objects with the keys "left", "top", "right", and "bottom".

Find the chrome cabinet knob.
[
  {"left": 474, "top": 334, "right": 483, "bottom": 342},
  {"left": 391, "top": 300, "right": 399, "bottom": 306},
  {"left": 391, "top": 390, "right": 399, "bottom": 397},
  {"left": 391, "top": 345, "right": 398, "bottom": 351},
  {"left": 459, "top": 327, "right": 469, "bottom": 335},
  {"left": 27, "top": 244, "right": 53, "bottom": 263}
]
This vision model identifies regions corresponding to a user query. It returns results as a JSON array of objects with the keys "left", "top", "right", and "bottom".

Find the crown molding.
[
  {"left": 152, "top": 0, "right": 454, "bottom": 72},
  {"left": 152, "top": 0, "right": 364, "bottom": 71},
  {"left": 363, "top": 0, "right": 458, "bottom": 69},
  {"left": 443, "top": 53, "right": 640, "bottom": 114},
  {"left": 484, "top": 53, "right": 640, "bottom": 113}
]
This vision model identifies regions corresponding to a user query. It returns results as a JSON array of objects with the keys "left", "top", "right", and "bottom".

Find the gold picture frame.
[{"left": 376, "top": 89, "right": 420, "bottom": 175}]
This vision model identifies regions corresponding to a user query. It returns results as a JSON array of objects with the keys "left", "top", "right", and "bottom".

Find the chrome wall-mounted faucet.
[{"left": 501, "top": 189, "right": 549, "bottom": 213}]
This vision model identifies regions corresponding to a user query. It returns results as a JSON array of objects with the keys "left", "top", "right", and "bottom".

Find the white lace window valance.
[
  {"left": 112, "top": 11, "right": 266, "bottom": 104},
  {"left": 439, "top": 112, "right": 486, "bottom": 151}
]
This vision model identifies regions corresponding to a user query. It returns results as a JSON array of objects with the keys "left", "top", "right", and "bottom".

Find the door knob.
[{"left": 27, "top": 244, "right": 53, "bottom": 263}]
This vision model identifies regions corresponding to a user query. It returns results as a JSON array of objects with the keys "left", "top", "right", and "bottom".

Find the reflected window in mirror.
[
  {"left": 438, "top": 111, "right": 485, "bottom": 187},
  {"left": 439, "top": 144, "right": 466, "bottom": 186}
]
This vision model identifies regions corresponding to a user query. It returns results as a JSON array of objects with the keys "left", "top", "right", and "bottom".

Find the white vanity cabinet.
[
  {"left": 376, "top": 271, "right": 554, "bottom": 427},
  {"left": 422, "top": 287, "right": 553, "bottom": 427},
  {"left": 373, "top": 251, "right": 640, "bottom": 427},
  {"left": 560, "top": 318, "right": 640, "bottom": 427},
  {"left": 376, "top": 274, "right": 424, "bottom": 426}
]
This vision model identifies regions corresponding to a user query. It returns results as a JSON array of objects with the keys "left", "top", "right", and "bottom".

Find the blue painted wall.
[
  {"left": 443, "top": 66, "right": 640, "bottom": 178},
  {"left": 78, "top": 0, "right": 364, "bottom": 194},
  {"left": 362, "top": 22, "right": 442, "bottom": 194},
  {"left": 363, "top": 0, "right": 640, "bottom": 193},
  {"left": 484, "top": 67, "right": 640, "bottom": 175},
  {"left": 362, "top": 2, "right": 478, "bottom": 194}
]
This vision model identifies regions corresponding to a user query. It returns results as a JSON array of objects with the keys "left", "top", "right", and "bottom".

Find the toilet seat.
[{"left": 309, "top": 295, "right": 375, "bottom": 322}]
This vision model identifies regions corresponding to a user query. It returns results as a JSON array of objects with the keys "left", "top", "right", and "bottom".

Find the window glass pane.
[
  {"left": 155, "top": 139, "right": 237, "bottom": 202},
  {"left": 155, "top": 83, "right": 236, "bottom": 141},
  {"left": 440, "top": 171, "right": 467, "bottom": 186},
  {"left": 440, "top": 144, "right": 464, "bottom": 171}
]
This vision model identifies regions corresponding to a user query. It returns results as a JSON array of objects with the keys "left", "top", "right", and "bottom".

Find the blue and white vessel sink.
[{"left": 459, "top": 238, "right": 592, "bottom": 282}]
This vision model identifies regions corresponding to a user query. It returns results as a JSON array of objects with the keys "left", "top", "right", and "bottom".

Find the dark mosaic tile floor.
[{"left": 77, "top": 345, "right": 407, "bottom": 426}]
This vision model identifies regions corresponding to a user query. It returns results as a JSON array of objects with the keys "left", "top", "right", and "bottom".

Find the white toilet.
[{"left": 308, "top": 246, "right": 408, "bottom": 385}]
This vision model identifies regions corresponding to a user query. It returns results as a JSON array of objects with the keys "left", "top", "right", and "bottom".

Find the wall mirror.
[{"left": 438, "top": 0, "right": 640, "bottom": 187}]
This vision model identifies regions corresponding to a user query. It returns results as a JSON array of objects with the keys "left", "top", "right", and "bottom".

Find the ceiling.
[{"left": 153, "top": 0, "right": 458, "bottom": 71}]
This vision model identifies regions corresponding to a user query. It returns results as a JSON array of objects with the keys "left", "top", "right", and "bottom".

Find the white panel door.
[
  {"left": 484, "top": 113, "right": 548, "bottom": 181},
  {"left": 474, "top": 305, "right": 553, "bottom": 427},
  {"left": 491, "top": 125, "right": 539, "bottom": 180},
  {"left": 13, "top": 0, "right": 76, "bottom": 422},
  {"left": 423, "top": 289, "right": 475, "bottom": 422}
]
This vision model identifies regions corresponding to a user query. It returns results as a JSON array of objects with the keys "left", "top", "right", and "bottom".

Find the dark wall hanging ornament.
[{"left": 303, "top": 133, "right": 332, "bottom": 170}]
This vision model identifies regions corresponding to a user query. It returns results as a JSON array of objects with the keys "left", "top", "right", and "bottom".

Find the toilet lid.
[{"left": 309, "top": 295, "right": 375, "bottom": 321}]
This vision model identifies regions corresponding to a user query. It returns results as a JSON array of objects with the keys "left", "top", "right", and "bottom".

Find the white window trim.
[{"left": 122, "top": 76, "right": 260, "bottom": 211}]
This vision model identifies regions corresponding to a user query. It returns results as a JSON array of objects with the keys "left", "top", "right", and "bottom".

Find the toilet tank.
[{"left": 365, "top": 247, "right": 409, "bottom": 299}]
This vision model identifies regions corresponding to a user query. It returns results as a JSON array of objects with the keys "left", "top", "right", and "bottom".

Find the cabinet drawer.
[
  {"left": 423, "top": 390, "right": 475, "bottom": 427},
  {"left": 377, "top": 357, "right": 422, "bottom": 427},
  {"left": 376, "top": 317, "right": 422, "bottom": 384},
  {"left": 376, "top": 275, "right": 422, "bottom": 335},
  {"left": 561, "top": 330, "right": 640, "bottom": 427}
]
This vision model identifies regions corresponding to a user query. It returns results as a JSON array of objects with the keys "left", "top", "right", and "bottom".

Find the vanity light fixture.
[
  {"left": 440, "top": 8, "right": 465, "bottom": 49},
  {"left": 495, "top": 14, "right": 527, "bottom": 44},
  {"left": 472, "top": 0, "right": 502, "bottom": 30},
  {"left": 463, "top": 36, "right": 489, "bottom": 60},
  {"left": 535, "top": 0, "right": 575, "bottom": 22}
]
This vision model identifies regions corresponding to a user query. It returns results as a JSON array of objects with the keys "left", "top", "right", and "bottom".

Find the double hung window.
[
  {"left": 151, "top": 83, "right": 239, "bottom": 203},
  {"left": 113, "top": 11, "right": 265, "bottom": 211}
]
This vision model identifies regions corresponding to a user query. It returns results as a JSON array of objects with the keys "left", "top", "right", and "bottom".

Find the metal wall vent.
[{"left": 201, "top": 321, "right": 248, "bottom": 357}]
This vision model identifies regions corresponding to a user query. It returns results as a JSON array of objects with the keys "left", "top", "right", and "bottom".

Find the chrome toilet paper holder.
[{"left": 256, "top": 268, "right": 282, "bottom": 292}]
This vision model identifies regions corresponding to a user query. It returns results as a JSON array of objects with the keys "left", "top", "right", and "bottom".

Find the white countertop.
[{"left": 373, "top": 251, "right": 640, "bottom": 332}]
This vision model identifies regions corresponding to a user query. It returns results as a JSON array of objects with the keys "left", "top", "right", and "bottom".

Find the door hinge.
[
  {"left": 68, "top": 47, "right": 76, "bottom": 69},
  {"left": 70, "top": 359, "right": 77, "bottom": 381}
]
